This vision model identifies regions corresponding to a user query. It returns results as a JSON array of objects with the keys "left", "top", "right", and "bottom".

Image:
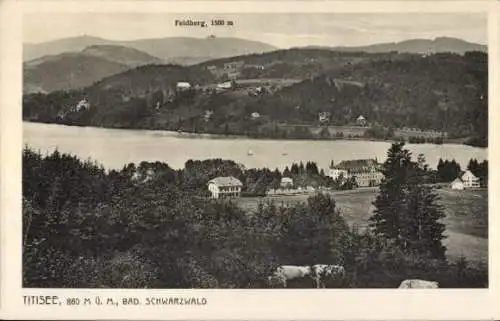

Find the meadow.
[{"left": 236, "top": 187, "right": 488, "bottom": 264}]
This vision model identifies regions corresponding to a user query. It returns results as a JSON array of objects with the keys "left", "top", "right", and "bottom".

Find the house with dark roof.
[
  {"left": 328, "top": 159, "right": 383, "bottom": 187},
  {"left": 207, "top": 176, "right": 243, "bottom": 199}
]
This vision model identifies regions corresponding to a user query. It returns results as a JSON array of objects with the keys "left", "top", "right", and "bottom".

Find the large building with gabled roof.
[
  {"left": 207, "top": 176, "right": 243, "bottom": 199},
  {"left": 328, "top": 158, "right": 383, "bottom": 187}
]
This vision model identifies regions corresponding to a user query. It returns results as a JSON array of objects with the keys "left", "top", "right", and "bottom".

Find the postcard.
[{"left": 0, "top": 0, "right": 498, "bottom": 320}]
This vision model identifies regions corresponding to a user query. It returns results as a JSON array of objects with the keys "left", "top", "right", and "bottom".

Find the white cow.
[
  {"left": 398, "top": 279, "right": 439, "bottom": 289},
  {"left": 311, "top": 264, "right": 345, "bottom": 288},
  {"left": 267, "top": 265, "right": 312, "bottom": 288}
]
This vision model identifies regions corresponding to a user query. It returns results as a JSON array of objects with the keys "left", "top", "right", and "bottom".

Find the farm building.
[
  {"left": 318, "top": 112, "right": 330, "bottom": 123},
  {"left": 176, "top": 82, "right": 192, "bottom": 90},
  {"left": 207, "top": 176, "right": 243, "bottom": 199},
  {"left": 328, "top": 159, "right": 383, "bottom": 187},
  {"left": 450, "top": 178, "right": 465, "bottom": 190},
  {"left": 280, "top": 177, "right": 294, "bottom": 189},
  {"left": 356, "top": 115, "right": 367, "bottom": 126},
  {"left": 459, "top": 170, "right": 480, "bottom": 188}
]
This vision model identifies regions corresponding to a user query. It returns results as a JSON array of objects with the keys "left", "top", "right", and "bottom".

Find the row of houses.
[
  {"left": 206, "top": 159, "right": 387, "bottom": 199},
  {"left": 205, "top": 161, "right": 482, "bottom": 199},
  {"left": 319, "top": 113, "right": 368, "bottom": 127}
]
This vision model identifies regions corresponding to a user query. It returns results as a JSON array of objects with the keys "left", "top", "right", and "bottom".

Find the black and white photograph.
[{"left": 18, "top": 8, "right": 490, "bottom": 291}]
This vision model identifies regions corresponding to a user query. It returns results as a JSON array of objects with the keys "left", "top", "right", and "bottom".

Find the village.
[{"left": 205, "top": 158, "right": 483, "bottom": 200}]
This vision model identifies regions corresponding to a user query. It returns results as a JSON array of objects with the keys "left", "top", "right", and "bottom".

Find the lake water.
[{"left": 23, "top": 122, "right": 487, "bottom": 171}]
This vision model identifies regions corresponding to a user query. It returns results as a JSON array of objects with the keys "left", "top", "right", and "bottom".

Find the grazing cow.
[
  {"left": 267, "top": 265, "right": 312, "bottom": 288},
  {"left": 311, "top": 264, "right": 345, "bottom": 288},
  {"left": 398, "top": 279, "right": 439, "bottom": 289}
]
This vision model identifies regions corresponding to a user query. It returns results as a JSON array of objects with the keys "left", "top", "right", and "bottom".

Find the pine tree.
[
  {"left": 299, "top": 162, "right": 305, "bottom": 174},
  {"left": 369, "top": 142, "right": 447, "bottom": 259},
  {"left": 401, "top": 155, "right": 446, "bottom": 258},
  {"left": 437, "top": 158, "right": 444, "bottom": 181},
  {"left": 283, "top": 166, "right": 291, "bottom": 177},
  {"left": 369, "top": 142, "right": 412, "bottom": 243}
]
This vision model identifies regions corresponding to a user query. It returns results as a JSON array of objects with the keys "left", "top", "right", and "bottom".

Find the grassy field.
[{"left": 236, "top": 187, "right": 488, "bottom": 264}]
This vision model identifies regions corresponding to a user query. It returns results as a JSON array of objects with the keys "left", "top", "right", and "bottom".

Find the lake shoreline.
[
  {"left": 23, "top": 120, "right": 476, "bottom": 147},
  {"left": 23, "top": 121, "right": 488, "bottom": 171}
]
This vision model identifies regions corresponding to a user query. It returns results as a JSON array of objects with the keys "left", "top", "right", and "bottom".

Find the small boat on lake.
[{"left": 247, "top": 149, "right": 254, "bottom": 156}]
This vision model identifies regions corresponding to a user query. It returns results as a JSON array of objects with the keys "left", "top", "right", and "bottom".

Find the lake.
[{"left": 23, "top": 122, "right": 488, "bottom": 171}]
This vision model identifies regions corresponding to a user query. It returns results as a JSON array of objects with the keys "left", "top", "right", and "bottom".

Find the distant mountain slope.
[
  {"left": 24, "top": 44, "right": 164, "bottom": 93},
  {"left": 23, "top": 36, "right": 114, "bottom": 61},
  {"left": 306, "top": 37, "right": 486, "bottom": 55},
  {"left": 23, "top": 54, "right": 130, "bottom": 93},
  {"left": 123, "top": 37, "right": 278, "bottom": 64},
  {"left": 80, "top": 45, "right": 164, "bottom": 67},
  {"left": 23, "top": 36, "right": 278, "bottom": 64},
  {"left": 22, "top": 49, "right": 487, "bottom": 146}
]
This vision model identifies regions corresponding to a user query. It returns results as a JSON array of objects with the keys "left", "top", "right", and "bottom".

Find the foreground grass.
[{"left": 236, "top": 187, "right": 488, "bottom": 264}]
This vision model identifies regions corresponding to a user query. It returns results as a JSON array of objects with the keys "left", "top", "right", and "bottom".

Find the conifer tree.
[
  {"left": 283, "top": 166, "right": 291, "bottom": 177},
  {"left": 369, "top": 142, "right": 447, "bottom": 259}
]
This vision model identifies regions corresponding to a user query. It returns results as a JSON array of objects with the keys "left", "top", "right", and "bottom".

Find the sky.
[{"left": 23, "top": 13, "right": 487, "bottom": 48}]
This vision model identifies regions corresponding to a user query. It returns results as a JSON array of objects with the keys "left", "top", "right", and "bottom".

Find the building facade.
[
  {"left": 176, "top": 82, "right": 192, "bottom": 91},
  {"left": 328, "top": 159, "right": 383, "bottom": 187},
  {"left": 460, "top": 170, "right": 480, "bottom": 188},
  {"left": 450, "top": 178, "right": 465, "bottom": 190},
  {"left": 280, "top": 177, "right": 293, "bottom": 189},
  {"left": 356, "top": 115, "right": 367, "bottom": 126},
  {"left": 207, "top": 176, "right": 243, "bottom": 199}
]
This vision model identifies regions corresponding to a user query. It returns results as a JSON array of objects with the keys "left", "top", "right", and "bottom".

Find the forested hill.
[
  {"left": 307, "top": 37, "right": 487, "bottom": 55},
  {"left": 246, "top": 51, "right": 487, "bottom": 140},
  {"left": 22, "top": 49, "right": 487, "bottom": 147}
]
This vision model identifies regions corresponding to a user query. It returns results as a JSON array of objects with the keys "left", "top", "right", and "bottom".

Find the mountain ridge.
[
  {"left": 23, "top": 35, "right": 279, "bottom": 64},
  {"left": 300, "top": 37, "right": 486, "bottom": 54}
]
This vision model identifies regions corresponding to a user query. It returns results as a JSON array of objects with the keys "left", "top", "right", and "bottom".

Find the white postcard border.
[{"left": 1, "top": 0, "right": 499, "bottom": 320}]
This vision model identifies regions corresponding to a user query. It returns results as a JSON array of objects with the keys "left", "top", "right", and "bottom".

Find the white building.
[
  {"left": 328, "top": 167, "right": 349, "bottom": 181},
  {"left": 251, "top": 112, "right": 261, "bottom": 120},
  {"left": 204, "top": 110, "right": 214, "bottom": 121},
  {"left": 460, "top": 170, "right": 480, "bottom": 188},
  {"left": 450, "top": 178, "right": 465, "bottom": 190},
  {"left": 72, "top": 98, "right": 90, "bottom": 112},
  {"left": 328, "top": 159, "right": 383, "bottom": 187},
  {"left": 318, "top": 112, "right": 330, "bottom": 123},
  {"left": 217, "top": 81, "right": 233, "bottom": 89},
  {"left": 356, "top": 115, "right": 367, "bottom": 126},
  {"left": 280, "top": 177, "right": 293, "bottom": 188},
  {"left": 207, "top": 176, "right": 243, "bottom": 199},
  {"left": 176, "top": 82, "right": 192, "bottom": 90}
]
